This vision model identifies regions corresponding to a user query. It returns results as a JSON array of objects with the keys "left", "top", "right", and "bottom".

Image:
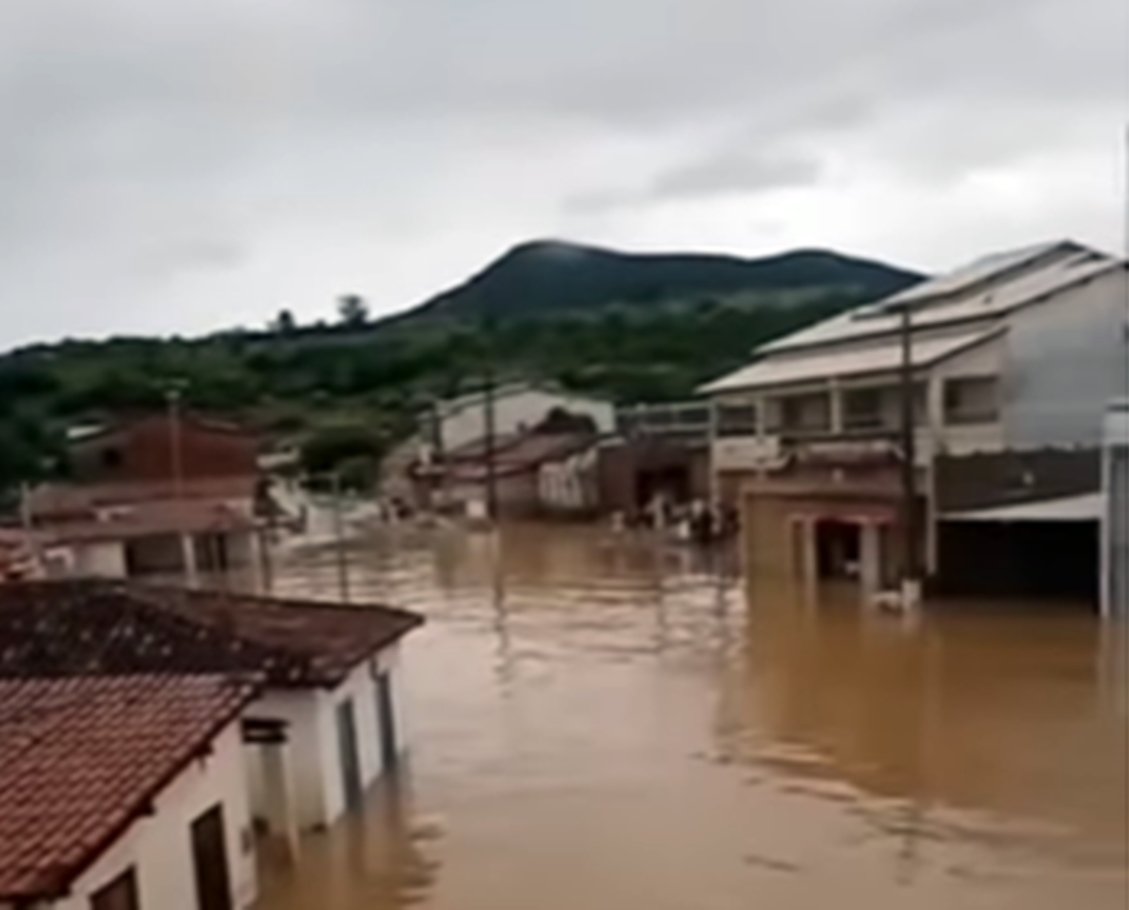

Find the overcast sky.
[{"left": 1, "top": 0, "right": 1125, "bottom": 350}]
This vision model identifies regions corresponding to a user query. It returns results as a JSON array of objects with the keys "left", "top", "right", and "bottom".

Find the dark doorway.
[
  {"left": 90, "top": 867, "right": 139, "bottom": 910},
  {"left": 336, "top": 698, "right": 363, "bottom": 809},
  {"left": 375, "top": 672, "right": 398, "bottom": 770},
  {"left": 815, "top": 520, "right": 861, "bottom": 579},
  {"left": 190, "top": 804, "right": 232, "bottom": 910},
  {"left": 635, "top": 466, "right": 690, "bottom": 509}
]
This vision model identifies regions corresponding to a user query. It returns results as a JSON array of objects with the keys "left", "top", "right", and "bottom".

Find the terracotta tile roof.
[
  {"left": 27, "top": 476, "right": 258, "bottom": 517},
  {"left": 39, "top": 498, "right": 257, "bottom": 544},
  {"left": 0, "top": 674, "right": 257, "bottom": 900},
  {"left": 0, "top": 581, "right": 423, "bottom": 687}
]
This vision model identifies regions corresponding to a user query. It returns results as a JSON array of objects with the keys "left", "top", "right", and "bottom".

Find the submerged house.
[
  {"left": 702, "top": 240, "right": 1129, "bottom": 601},
  {"left": 385, "top": 383, "right": 614, "bottom": 507},
  {"left": 0, "top": 581, "right": 424, "bottom": 833},
  {"left": 0, "top": 673, "right": 259, "bottom": 910},
  {"left": 25, "top": 414, "right": 268, "bottom": 581}
]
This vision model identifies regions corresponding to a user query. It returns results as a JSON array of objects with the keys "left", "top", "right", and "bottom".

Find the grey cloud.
[
  {"left": 0, "top": 0, "right": 1122, "bottom": 347},
  {"left": 651, "top": 150, "right": 822, "bottom": 200}
]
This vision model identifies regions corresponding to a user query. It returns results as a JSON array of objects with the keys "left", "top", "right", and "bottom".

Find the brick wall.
[{"left": 71, "top": 415, "right": 259, "bottom": 483}]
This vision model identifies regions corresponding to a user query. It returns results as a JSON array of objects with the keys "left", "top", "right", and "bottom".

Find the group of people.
[{"left": 614, "top": 494, "right": 737, "bottom": 544}]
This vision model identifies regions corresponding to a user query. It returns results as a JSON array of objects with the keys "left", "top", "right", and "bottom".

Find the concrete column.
[
  {"left": 859, "top": 520, "right": 881, "bottom": 593},
  {"left": 828, "top": 380, "right": 843, "bottom": 434},
  {"left": 260, "top": 741, "right": 301, "bottom": 863},
  {"left": 180, "top": 532, "right": 199, "bottom": 587}
]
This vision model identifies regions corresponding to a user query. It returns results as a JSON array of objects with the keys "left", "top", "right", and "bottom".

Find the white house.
[
  {"left": 25, "top": 479, "right": 263, "bottom": 583},
  {"left": 424, "top": 382, "right": 614, "bottom": 454},
  {"left": 0, "top": 674, "right": 258, "bottom": 910},
  {"left": 702, "top": 240, "right": 1129, "bottom": 599},
  {"left": 0, "top": 581, "right": 424, "bottom": 835}
]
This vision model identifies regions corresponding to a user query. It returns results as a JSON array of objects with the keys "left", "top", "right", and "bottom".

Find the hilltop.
[{"left": 400, "top": 240, "right": 921, "bottom": 323}]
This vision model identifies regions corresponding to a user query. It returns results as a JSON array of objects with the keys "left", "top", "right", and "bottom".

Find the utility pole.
[
  {"left": 330, "top": 471, "right": 351, "bottom": 603},
  {"left": 479, "top": 316, "right": 499, "bottom": 525},
  {"left": 483, "top": 365, "right": 498, "bottom": 522},
  {"left": 166, "top": 385, "right": 184, "bottom": 501},
  {"left": 898, "top": 304, "right": 922, "bottom": 608}
]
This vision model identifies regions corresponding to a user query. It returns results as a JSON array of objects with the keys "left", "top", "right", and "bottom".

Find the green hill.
[{"left": 403, "top": 240, "right": 921, "bottom": 322}]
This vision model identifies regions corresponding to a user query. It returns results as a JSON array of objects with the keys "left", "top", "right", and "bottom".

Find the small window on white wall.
[{"left": 943, "top": 376, "right": 999, "bottom": 425}]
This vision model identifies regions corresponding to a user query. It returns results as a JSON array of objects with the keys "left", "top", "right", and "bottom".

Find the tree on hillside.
[
  {"left": 271, "top": 309, "right": 297, "bottom": 334},
  {"left": 337, "top": 295, "right": 369, "bottom": 328}
]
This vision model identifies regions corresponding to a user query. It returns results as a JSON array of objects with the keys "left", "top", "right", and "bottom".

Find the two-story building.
[
  {"left": 25, "top": 413, "right": 268, "bottom": 582},
  {"left": 702, "top": 240, "right": 1129, "bottom": 601}
]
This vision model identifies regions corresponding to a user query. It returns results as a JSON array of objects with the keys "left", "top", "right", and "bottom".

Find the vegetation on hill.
[
  {"left": 0, "top": 241, "right": 922, "bottom": 494},
  {"left": 405, "top": 240, "right": 920, "bottom": 322}
]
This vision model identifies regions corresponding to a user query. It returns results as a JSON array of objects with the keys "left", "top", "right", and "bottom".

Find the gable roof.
[
  {"left": 0, "top": 674, "right": 257, "bottom": 900},
  {"left": 0, "top": 581, "right": 423, "bottom": 687},
  {"left": 756, "top": 243, "right": 1119, "bottom": 356},
  {"left": 701, "top": 325, "right": 1003, "bottom": 394},
  {"left": 872, "top": 240, "right": 1083, "bottom": 310}
]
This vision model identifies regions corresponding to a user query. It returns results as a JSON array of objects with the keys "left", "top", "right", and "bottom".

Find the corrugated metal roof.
[
  {"left": 758, "top": 245, "right": 1120, "bottom": 355},
  {"left": 943, "top": 492, "right": 1102, "bottom": 523},
  {"left": 876, "top": 240, "right": 1078, "bottom": 308},
  {"left": 702, "top": 326, "right": 1002, "bottom": 394}
]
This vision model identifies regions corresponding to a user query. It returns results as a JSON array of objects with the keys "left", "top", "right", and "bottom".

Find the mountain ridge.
[{"left": 398, "top": 238, "right": 924, "bottom": 324}]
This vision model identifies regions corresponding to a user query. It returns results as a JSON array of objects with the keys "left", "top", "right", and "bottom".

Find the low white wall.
[
  {"left": 315, "top": 645, "right": 405, "bottom": 825},
  {"left": 71, "top": 540, "right": 127, "bottom": 578},
  {"left": 48, "top": 720, "right": 256, "bottom": 910},
  {"left": 247, "top": 642, "right": 406, "bottom": 831},
  {"left": 246, "top": 687, "right": 325, "bottom": 831}
]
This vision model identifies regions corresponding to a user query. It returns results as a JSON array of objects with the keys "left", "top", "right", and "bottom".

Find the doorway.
[
  {"left": 375, "top": 672, "right": 398, "bottom": 771},
  {"left": 335, "top": 698, "right": 363, "bottom": 810},
  {"left": 90, "top": 868, "right": 140, "bottom": 910},
  {"left": 190, "top": 804, "right": 232, "bottom": 910},
  {"left": 815, "top": 520, "right": 861, "bottom": 579}
]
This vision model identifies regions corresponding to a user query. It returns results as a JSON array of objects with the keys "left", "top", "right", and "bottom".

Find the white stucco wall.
[
  {"left": 70, "top": 539, "right": 127, "bottom": 578},
  {"left": 45, "top": 720, "right": 255, "bottom": 910},
  {"left": 246, "top": 643, "right": 407, "bottom": 831},
  {"left": 1001, "top": 268, "right": 1129, "bottom": 448},
  {"left": 926, "top": 334, "right": 1007, "bottom": 456}
]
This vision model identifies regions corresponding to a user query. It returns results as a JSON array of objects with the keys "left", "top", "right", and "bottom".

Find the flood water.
[{"left": 254, "top": 522, "right": 1128, "bottom": 909}]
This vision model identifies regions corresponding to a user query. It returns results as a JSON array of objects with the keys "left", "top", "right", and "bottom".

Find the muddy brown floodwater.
[{"left": 252, "top": 522, "right": 1128, "bottom": 910}]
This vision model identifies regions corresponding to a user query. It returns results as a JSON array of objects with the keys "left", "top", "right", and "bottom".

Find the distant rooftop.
[
  {"left": 702, "top": 325, "right": 1003, "bottom": 394},
  {"left": 754, "top": 242, "right": 1121, "bottom": 356},
  {"left": 0, "top": 581, "right": 424, "bottom": 687},
  {"left": 0, "top": 674, "right": 256, "bottom": 900}
]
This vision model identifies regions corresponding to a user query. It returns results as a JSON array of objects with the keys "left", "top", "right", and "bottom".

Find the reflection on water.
[{"left": 254, "top": 523, "right": 1127, "bottom": 910}]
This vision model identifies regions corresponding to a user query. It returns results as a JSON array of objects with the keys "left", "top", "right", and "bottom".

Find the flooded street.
[{"left": 255, "top": 522, "right": 1127, "bottom": 909}]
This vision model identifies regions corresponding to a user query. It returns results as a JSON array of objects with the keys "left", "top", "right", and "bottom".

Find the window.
[
  {"left": 842, "top": 387, "right": 888, "bottom": 430},
  {"left": 944, "top": 376, "right": 999, "bottom": 425},
  {"left": 716, "top": 404, "right": 758, "bottom": 437},
  {"left": 768, "top": 392, "right": 830, "bottom": 434},
  {"left": 90, "top": 867, "right": 139, "bottom": 910}
]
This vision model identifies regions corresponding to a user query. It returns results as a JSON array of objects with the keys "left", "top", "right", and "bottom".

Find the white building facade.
[
  {"left": 702, "top": 241, "right": 1129, "bottom": 599},
  {"left": 46, "top": 720, "right": 256, "bottom": 910},
  {"left": 247, "top": 642, "right": 409, "bottom": 832}
]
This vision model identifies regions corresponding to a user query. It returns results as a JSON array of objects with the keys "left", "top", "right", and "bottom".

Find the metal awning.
[{"left": 943, "top": 492, "right": 1102, "bottom": 523}]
